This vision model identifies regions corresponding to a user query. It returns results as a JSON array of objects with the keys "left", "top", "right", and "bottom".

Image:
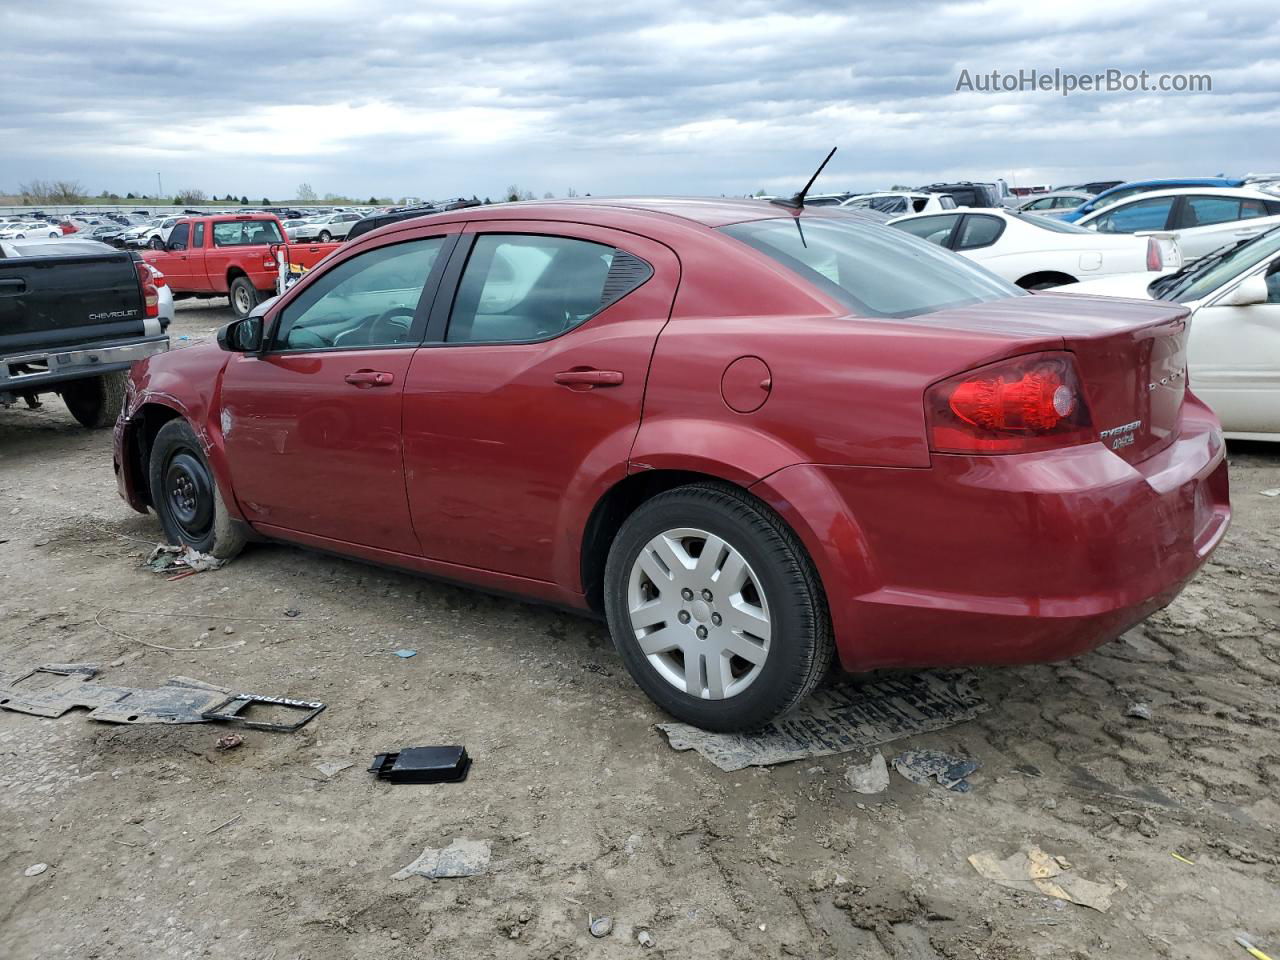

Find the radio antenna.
[{"left": 771, "top": 147, "right": 837, "bottom": 210}]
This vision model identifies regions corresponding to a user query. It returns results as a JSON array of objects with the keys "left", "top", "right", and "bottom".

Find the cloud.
[{"left": 1, "top": 0, "right": 1276, "bottom": 200}]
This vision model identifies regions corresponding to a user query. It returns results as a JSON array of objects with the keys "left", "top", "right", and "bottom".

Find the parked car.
[
  {"left": 123, "top": 216, "right": 183, "bottom": 249},
  {"left": 1016, "top": 191, "right": 1094, "bottom": 218},
  {"left": 284, "top": 217, "right": 323, "bottom": 240},
  {"left": 76, "top": 223, "right": 128, "bottom": 244},
  {"left": 1075, "top": 187, "right": 1280, "bottom": 261},
  {"left": 142, "top": 213, "right": 290, "bottom": 318},
  {"left": 1061, "top": 178, "right": 1248, "bottom": 223},
  {"left": 0, "top": 237, "right": 169, "bottom": 426},
  {"left": 0, "top": 221, "right": 62, "bottom": 239},
  {"left": 798, "top": 193, "right": 856, "bottom": 207},
  {"left": 888, "top": 209, "right": 1179, "bottom": 289},
  {"left": 1059, "top": 180, "right": 1123, "bottom": 195},
  {"left": 289, "top": 212, "right": 365, "bottom": 242},
  {"left": 916, "top": 181, "right": 1003, "bottom": 208},
  {"left": 1059, "top": 226, "right": 1280, "bottom": 441},
  {"left": 839, "top": 192, "right": 957, "bottom": 215},
  {"left": 113, "top": 198, "right": 1229, "bottom": 731}
]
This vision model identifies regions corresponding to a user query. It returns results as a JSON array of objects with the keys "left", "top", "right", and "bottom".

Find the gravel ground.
[{"left": 2, "top": 298, "right": 1278, "bottom": 960}]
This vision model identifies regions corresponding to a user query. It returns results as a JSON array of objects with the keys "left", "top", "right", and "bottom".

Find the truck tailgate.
[{"left": 0, "top": 246, "right": 147, "bottom": 353}]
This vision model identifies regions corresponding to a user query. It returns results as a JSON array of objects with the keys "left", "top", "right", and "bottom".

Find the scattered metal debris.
[
  {"left": 370, "top": 746, "right": 471, "bottom": 783},
  {"left": 589, "top": 916, "right": 614, "bottom": 938},
  {"left": 200, "top": 693, "right": 325, "bottom": 732},
  {"left": 392, "top": 838, "right": 491, "bottom": 880},
  {"left": 968, "top": 846, "right": 1124, "bottom": 912},
  {"left": 314, "top": 759, "right": 354, "bottom": 778},
  {"left": 1126, "top": 702, "right": 1153, "bottom": 720},
  {"left": 0, "top": 664, "right": 324, "bottom": 731},
  {"left": 146, "top": 544, "right": 226, "bottom": 575},
  {"left": 845, "top": 751, "right": 890, "bottom": 794},
  {"left": 215, "top": 734, "right": 244, "bottom": 751},
  {"left": 24, "top": 863, "right": 48, "bottom": 877},
  {"left": 892, "top": 749, "right": 980, "bottom": 792},
  {"left": 207, "top": 814, "right": 242, "bottom": 836},
  {"left": 656, "top": 670, "right": 987, "bottom": 772}
]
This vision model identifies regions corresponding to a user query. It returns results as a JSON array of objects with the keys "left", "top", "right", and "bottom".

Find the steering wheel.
[{"left": 368, "top": 306, "right": 416, "bottom": 344}]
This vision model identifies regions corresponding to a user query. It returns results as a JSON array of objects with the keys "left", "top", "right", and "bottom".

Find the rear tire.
[
  {"left": 318, "top": 230, "right": 332, "bottom": 242},
  {"left": 61, "top": 371, "right": 128, "bottom": 428},
  {"left": 229, "top": 275, "right": 260, "bottom": 319},
  {"left": 603, "top": 482, "right": 833, "bottom": 731},
  {"left": 149, "top": 236, "right": 164, "bottom": 250},
  {"left": 148, "top": 419, "right": 246, "bottom": 559}
]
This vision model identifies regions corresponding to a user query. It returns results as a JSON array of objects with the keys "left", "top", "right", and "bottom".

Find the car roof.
[
  {"left": 1094, "top": 177, "right": 1242, "bottom": 196},
  {"left": 1085, "top": 186, "right": 1278, "bottom": 204}
]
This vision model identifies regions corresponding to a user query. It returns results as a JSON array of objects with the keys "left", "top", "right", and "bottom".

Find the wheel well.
[
  {"left": 226, "top": 266, "right": 248, "bottom": 292},
  {"left": 1016, "top": 270, "right": 1077, "bottom": 290},
  {"left": 130, "top": 403, "right": 183, "bottom": 507},
  {"left": 579, "top": 469, "right": 748, "bottom": 614}
]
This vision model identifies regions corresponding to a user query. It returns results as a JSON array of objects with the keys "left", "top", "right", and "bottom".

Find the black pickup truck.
[{"left": 1, "top": 238, "right": 169, "bottom": 427}]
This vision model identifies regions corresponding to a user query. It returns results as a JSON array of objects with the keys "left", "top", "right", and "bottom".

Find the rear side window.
[
  {"left": 720, "top": 217, "right": 1021, "bottom": 319},
  {"left": 957, "top": 215, "right": 1005, "bottom": 250},
  {"left": 893, "top": 214, "right": 960, "bottom": 247},
  {"left": 446, "top": 234, "right": 651, "bottom": 344},
  {"left": 213, "top": 220, "right": 284, "bottom": 246},
  {"left": 192, "top": 223, "right": 205, "bottom": 247},
  {"left": 938, "top": 195, "right": 957, "bottom": 209},
  {"left": 1183, "top": 196, "right": 1244, "bottom": 227}
]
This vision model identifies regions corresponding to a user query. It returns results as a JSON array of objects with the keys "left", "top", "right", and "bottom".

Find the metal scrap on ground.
[
  {"left": 146, "top": 544, "right": 227, "bottom": 575},
  {"left": 656, "top": 670, "right": 988, "bottom": 772},
  {"left": 967, "top": 845, "right": 1125, "bottom": 913},
  {"left": 892, "top": 749, "right": 981, "bottom": 792},
  {"left": 392, "top": 838, "right": 492, "bottom": 880},
  {"left": 0, "top": 663, "right": 324, "bottom": 730}
]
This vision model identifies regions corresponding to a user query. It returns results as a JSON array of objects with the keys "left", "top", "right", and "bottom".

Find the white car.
[
  {"left": 285, "top": 216, "right": 325, "bottom": 240},
  {"left": 0, "top": 221, "right": 61, "bottom": 239},
  {"left": 123, "top": 216, "right": 182, "bottom": 249},
  {"left": 840, "top": 192, "right": 957, "bottom": 215},
  {"left": 290, "top": 212, "right": 363, "bottom": 242},
  {"left": 888, "top": 209, "right": 1180, "bottom": 289},
  {"left": 1058, "top": 225, "right": 1280, "bottom": 441},
  {"left": 1075, "top": 187, "right": 1280, "bottom": 262}
]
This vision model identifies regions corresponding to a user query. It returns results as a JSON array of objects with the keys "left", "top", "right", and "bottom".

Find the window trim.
[
  {"left": 265, "top": 233, "right": 459, "bottom": 354},
  {"left": 425, "top": 230, "right": 653, "bottom": 348}
]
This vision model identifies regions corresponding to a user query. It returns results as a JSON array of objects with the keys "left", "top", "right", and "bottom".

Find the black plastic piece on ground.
[{"left": 369, "top": 746, "right": 471, "bottom": 783}]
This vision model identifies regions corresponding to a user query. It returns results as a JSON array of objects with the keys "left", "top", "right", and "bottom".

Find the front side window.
[
  {"left": 168, "top": 222, "right": 190, "bottom": 250},
  {"left": 1024, "top": 197, "right": 1054, "bottom": 210},
  {"left": 446, "top": 234, "right": 649, "bottom": 344},
  {"left": 722, "top": 217, "right": 1021, "bottom": 319},
  {"left": 893, "top": 214, "right": 960, "bottom": 247},
  {"left": 1183, "top": 196, "right": 1243, "bottom": 228},
  {"left": 1089, "top": 196, "right": 1175, "bottom": 233},
  {"left": 273, "top": 237, "right": 445, "bottom": 350},
  {"left": 213, "top": 220, "right": 284, "bottom": 247}
]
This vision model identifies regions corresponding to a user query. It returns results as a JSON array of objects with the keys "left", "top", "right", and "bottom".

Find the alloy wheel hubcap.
[
  {"left": 627, "top": 527, "right": 771, "bottom": 700},
  {"left": 234, "top": 287, "right": 251, "bottom": 314}
]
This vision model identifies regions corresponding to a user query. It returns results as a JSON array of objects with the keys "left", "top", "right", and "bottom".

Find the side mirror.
[
  {"left": 1220, "top": 273, "right": 1269, "bottom": 307},
  {"left": 216, "top": 316, "right": 263, "bottom": 353}
]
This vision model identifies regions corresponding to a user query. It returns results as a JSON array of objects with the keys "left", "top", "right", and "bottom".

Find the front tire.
[
  {"left": 149, "top": 236, "right": 164, "bottom": 250},
  {"left": 61, "top": 371, "right": 128, "bottom": 428},
  {"left": 603, "top": 483, "right": 833, "bottom": 731},
  {"left": 318, "top": 230, "right": 332, "bottom": 242},
  {"left": 148, "top": 419, "right": 246, "bottom": 559},
  {"left": 229, "top": 275, "right": 260, "bottom": 319}
]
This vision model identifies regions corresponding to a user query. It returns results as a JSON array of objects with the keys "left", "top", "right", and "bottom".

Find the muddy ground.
[{"left": 2, "top": 299, "right": 1278, "bottom": 960}]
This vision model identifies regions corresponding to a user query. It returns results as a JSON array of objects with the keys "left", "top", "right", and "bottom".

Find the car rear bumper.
[
  {"left": 752, "top": 398, "right": 1229, "bottom": 672},
  {"left": 2, "top": 335, "right": 169, "bottom": 393}
]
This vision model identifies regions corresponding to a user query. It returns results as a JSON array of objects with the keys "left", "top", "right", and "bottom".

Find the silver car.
[
  {"left": 1016, "top": 191, "right": 1094, "bottom": 219},
  {"left": 290, "top": 212, "right": 363, "bottom": 242}
]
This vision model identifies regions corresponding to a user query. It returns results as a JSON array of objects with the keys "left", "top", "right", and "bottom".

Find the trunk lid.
[{"left": 924, "top": 291, "right": 1190, "bottom": 463}]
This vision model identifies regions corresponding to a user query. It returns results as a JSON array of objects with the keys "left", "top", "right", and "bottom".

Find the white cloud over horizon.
[{"left": 2, "top": 0, "right": 1276, "bottom": 202}]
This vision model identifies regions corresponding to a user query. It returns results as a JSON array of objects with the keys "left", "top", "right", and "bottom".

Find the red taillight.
[
  {"left": 135, "top": 261, "right": 159, "bottom": 319},
  {"left": 926, "top": 352, "right": 1094, "bottom": 454},
  {"left": 1146, "top": 236, "right": 1162, "bottom": 272}
]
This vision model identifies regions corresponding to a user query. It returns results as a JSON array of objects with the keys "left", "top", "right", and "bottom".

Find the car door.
[
  {"left": 217, "top": 228, "right": 459, "bottom": 554},
  {"left": 161, "top": 221, "right": 195, "bottom": 288},
  {"left": 1187, "top": 259, "right": 1280, "bottom": 434},
  {"left": 401, "top": 221, "right": 679, "bottom": 582},
  {"left": 1174, "top": 195, "right": 1278, "bottom": 260},
  {"left": 184, "top": 221, "right": 215, "bottom": 292}
]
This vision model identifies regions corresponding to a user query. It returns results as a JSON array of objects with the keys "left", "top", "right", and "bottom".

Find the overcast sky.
[{"left": 3, "top": 0, "right": 1277, "bottom": 202}]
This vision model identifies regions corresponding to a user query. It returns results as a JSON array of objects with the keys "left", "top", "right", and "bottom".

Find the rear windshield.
[
  {"left": 213, "top": 220, "right": 283, "bottom": 247},
  {"left": 719, "top": 217, "right": 1022, "bottom": 318},
  {"left": 1017, "top": 213, "right": 1095, "bottom": 234}
]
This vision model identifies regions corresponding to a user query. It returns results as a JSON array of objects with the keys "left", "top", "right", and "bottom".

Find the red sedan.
[{"left": 113, "top": 198, "right": 1230, "bottom": 731}]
